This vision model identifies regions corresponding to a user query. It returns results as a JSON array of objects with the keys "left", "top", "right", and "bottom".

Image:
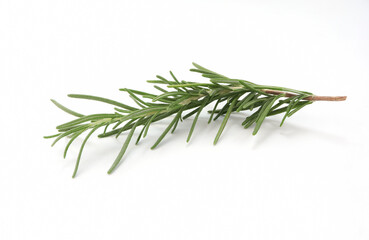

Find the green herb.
[{"left": 45, "top": 63, "right": 346, "bottom": 177}]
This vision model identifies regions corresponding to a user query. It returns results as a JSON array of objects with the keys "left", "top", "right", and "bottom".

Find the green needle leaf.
[
  {"left": 183, "top": 107, "right": 200, "bottom": 120},
  {"left": 51, "top": 99, "right": 84, "bottom": 117},
  {"left": 56, "top": 114, "right": 117, "bottom": 130},
  {"left": 169, "top": 71, "right": 180, "bottom": 83},
  {"left": 214, "top": 97, "right": 238, "bottom": 145},
  {"left": 252, "top": 95, "right": 281, "bottom": 135},
  {"left": 44, "top": 133, "right": 61, "bottom": 139},
  {"left": 151, "top": 111, "right": 182, "bottom": 149},
  {"left": 208, "top": 98, "right": 221, "bottom": 123},
  {"left": 191, "top": 62, "right": 228, "bottom": 79},
  {"left": 116, "top": 119, "right": 135, "bottom": 138},
  {"left": 72, "top": 125, "right": 102, "bottom": 178},
  {"left": 152, "top": 91, "right": 188, "bottom": 102},
  {"left": 280, "top": 96, "right": 299, "bottom": 127},
  {"left": 153, "top": 85, "right": 168, "bottom": 93},
  {"left": 288, "top": 101, "right": 312, "bottom": 117},
  {"left": 125, "top": 88, "right": 151, "bottom": 107},
  {"left": 187, "top": 98, "right": 208, "bottom": 142},
  {"left": 135, "top": 124, "right": 147, "bottom": 145},
  {"left": 68, "top": 94, "right": 137, "bottom": 111},
  {"left": 143, "top": 112, "right": 159, "bottom": 138},
  {"left": 107, "top": 121, "right": 139, "bottom": 174},
  {"left": 52, "top": 124, "right": 89, "bottom": 147},
  {"left": 64, "top": 130, "right": 84, "bottom": 158},
  {"left": 236, "top": 92, "right": 256, "bottom": 112}
]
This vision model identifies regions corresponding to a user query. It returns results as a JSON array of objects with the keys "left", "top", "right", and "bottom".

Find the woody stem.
[{"left": 262, "top": 89, "right": 347, "bottom": 101}]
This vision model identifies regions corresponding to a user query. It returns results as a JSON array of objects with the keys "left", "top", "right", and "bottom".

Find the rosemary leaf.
[
  {"left": 107, "top": 121, "right": 139, "bottom": 174},
  {"left": 214, "top": 97, "right": 239, "bottom": 145},
  {"left": 72, "top": 125, "right": 102, "bottom": 178}
]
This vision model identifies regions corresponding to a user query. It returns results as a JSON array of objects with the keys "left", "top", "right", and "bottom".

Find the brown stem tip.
[
  {"left": 307, "top": 95, "right": 347, "bottom": 101},
  {"left": 262, "top": 89, "right": 347, "bottom": 102}
]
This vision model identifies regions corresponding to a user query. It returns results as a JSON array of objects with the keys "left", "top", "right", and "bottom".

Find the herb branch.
[{"left": 45, "top": 63, "right": 346, "bottom": 177}]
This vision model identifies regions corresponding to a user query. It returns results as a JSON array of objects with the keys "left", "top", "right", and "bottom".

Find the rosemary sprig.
[{"left": 45, "top": 63, "right": 346, "bottom": 177}]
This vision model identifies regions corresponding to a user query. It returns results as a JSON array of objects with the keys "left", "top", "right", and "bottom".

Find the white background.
[{"left": 1, "top": 0, "right": 369, "bottom": 239}]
